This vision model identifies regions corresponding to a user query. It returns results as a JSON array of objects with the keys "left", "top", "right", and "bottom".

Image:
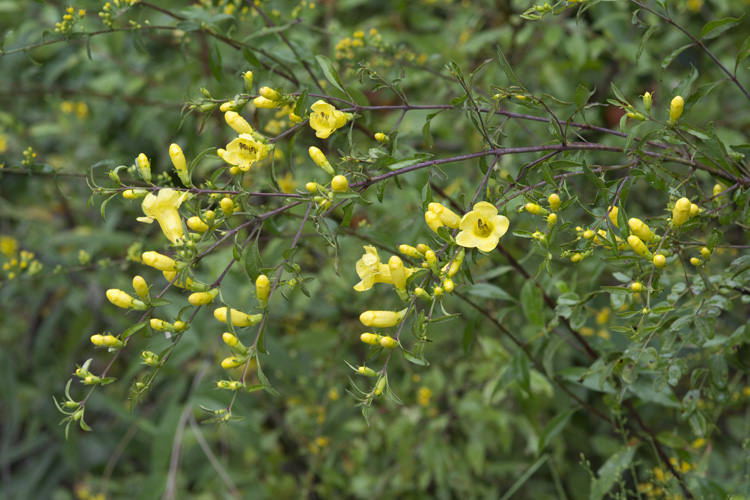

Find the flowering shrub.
[{"left": 2, "top": 0, "right": 750, "bottom": 498}]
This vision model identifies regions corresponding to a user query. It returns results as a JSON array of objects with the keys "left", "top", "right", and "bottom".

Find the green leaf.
[
  {"left": 466, "top": 283, "right": 515, "bottom": 302},
  {"left": 588, "top": 446, "right": 637, "bottom": 500},
  {"left": 512, "top": 350, "right": 530, "bottom": 393},
  {"left": 402, "top": 350, "right": 430, "bottom": 366},
  {"left": 520, "top": 280, "right": 544, "bottom": 328},
  {"left": 574, "top": 84, "right": 595, "bottom": 110},
  {"left": 701, "top": 14, "right": 744, "bottom": 40},
  {"left": 538, "top": 407, "right": 579, "bottom": 455},
  {"left": 636, "top": 24, "right": 658, "bottom": 64},
  {"left": 661, "top": 43, "right": 693, "bottom": 71},
  {"left": 495, "top": 46, "right": 524, "bottom": 89},
  {"left": 315, "top": 55, "right": 350, "bottom": 99},
  {"left": 498, "top": 455, "right": 548, "bottom": 500}
]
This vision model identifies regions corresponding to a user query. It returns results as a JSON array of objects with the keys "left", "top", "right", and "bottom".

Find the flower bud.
[
  {"left": 308, "top": 146, "right": 335, "bottom": 175},
  {"left": 123, "top": 189, "right": 148, "bottom": 199},
  {"left": 414, "top": 287, "right": 431, "bottom": 301},
  {"left": 142, "top": 351, "right": 161, "bottom": 367},
  {"left": 671, "top": 197, "right": 691, "bottom": 227},
  {"left": 570, "top": 253, "right": 583, "bottom": 263},
  {"left": 150, "top": 318, "right": 173, "bottom": 331},
  {"left": 169, "top": 143, "right": 190, "bottom": 187},
  {"left": 690, "top": 257, "right": 701, "bottom": 267},
  {"left": 525, "top": 203, "right": 547, "bottom": 215},
  {"left": 399, "top": 244, "right": 421, "bottom": 258},
  {"left": 433, "top": 286, "right": 444, "bottom": 297},
  {"left": 424, "top": 211, "right": 444, "bottom": 233},
  {"left": 289, "top": 113, "right": 303, "bottom": 124},
  {"left": 642, "top": 92, "right": 652, "bottom": 112},
  {"left": 548, "top": 193, "right": 561, "bottom": 211},
  {"left": 628, "top": 218, "right": 655, "bottom": 242},
  {"left": 222, "top": 332, "right": 239, "bottom": 347},
  {"left": 424, "top": 250, "right": 437, "bottom": 266},
  {"left": 389, "top": 256, "right": 407, "bottom": 290},
  {"left": 220, "top": 197, "right": 235, "bottom": 216},
  {"left": 700, "top": 247, "right": 711, "bottom": 259},
  {"left": 443, "top": 279, "right": 454, "bottom": 293},
  {"left": 359, "top": 309, "right": 406, "bottom": 328},
  {"left": 243, "top": 71, "right": 253, "bottom": 93},
  {"left": 221, "top": 357, "right": 245, "bottom": 369},
  {"left": 607, "top": 206, "right": 619, "bottom": 227},
  {"left": 627, "top": 112, "right": 646, "bottom": 121},
  {"left": 669, "top": 95, "right": 684, "bottom": 124},
  {"left": 416, "top": 243, "right": 431, "bottom": 255},
  {"left": 136, "top": 153, "right": 152, "bottom": 183},
  {"left": 331, "top": 175, "right": 348, "bottom": 192},
  {"left": 214, "top": 307, "right": 262, "bottom": 327},
  {"left": 133, "top": 275, "right": 149, "bottom": 299},
  {"left": 447, "top": 249, "right": 465, "bottom": 277},
  {"left": 547, "top": 213, "right": 558, "bottom": 229},
  {"left": 653, "top": 254, "right": 666, "bottom": 268},
  {"left": 173, "top": 321, "right": 187, "bottom": 331},
  {"left": 360, "top": 333, "right": 381, "bottom": 345},
  {"left": 224, "top": 111, "right": 254, "bottom": 135},
  {"left": 106, "top": 289, "right": 147, "bottom": 310},
  {"left": 256, "top": 274, "right": 270, "bottom": 306},
  {"left": 689, "top": 203, "right": 701, "bottom": 218},
  {"left": 253, "top": 96, "right": 278, "bottom": 108},
  {"left": 357, "top": 366, "right": 378, "bottom": 377},
  {"left": 429, "top": 203, "right": 461, "bottom": 228},
  {"left": 259, "top": 86, "right": 281, "bottom": 101},
  {"left": 142, "top": 251, "right": 179, "bottom": 272},
  {"left": 713, "top": 183, "right": 724, "bottom": 197},
  {"left": 631, "top": 282, "right": 643, "bottom": 293},
  {"left": 627, "top": 235, "right": 652, "bottom": 259},
  {"left": 187, "top": 216, "right": 210, "bottom": 233},
  {"left": 380, "top": 336, "right": 398, "bottom": 349},
  {"left": 188, "top": 289, "right": 219, "bottom": 306},
  {"left": 583, "top": 229, "right": 594, "bottom": 239},
  {"left": 374, "top": 132, "right": 388, "bottom": 143}
]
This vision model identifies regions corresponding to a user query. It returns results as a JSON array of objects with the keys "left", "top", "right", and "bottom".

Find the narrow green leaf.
[
  {"left": 701, "top": 14, "right": 744, "bottom": 40},
  {"left": 498, "top": 455, "right": 548, "bottom": 500},
  {"left": 538, "top": 407, "right": 579, "bottom": 454},
  {"left": 589, "top": 446, "right": 637, "bottom": 500},
  {"left": 315, "top": 55, "right": 349, "bottom": 98},
  {"left": 495, "top": 46, "right": 524, "bottom": 89}
]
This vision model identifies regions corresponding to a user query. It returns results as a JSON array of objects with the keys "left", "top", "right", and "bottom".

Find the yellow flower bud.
[
  {"left": 308, "top": 146, "right": 335, "bottom": 175},
  {"left": 357, "top": 366, "right": 378, "bottom": 377},
  {"left": 689, "top": 203, "right": 701, "bottom": 218},
  {"left": 416, "top": 243, "right": 431, "bottom": 255},
  {"left": 399, "top": 244, "right": 421, "bottom": 258},
  {"left": 259, "top": 86, "right": 281, "bottom": 101},
  {"left": 106, "top": 289, "right": 145, "bottom": 309},
  {"left": 214, "top": 307, "right": 262, "bottom": 327},
  {"left": 132, "top": 275, "right": 149, "bottom": 299},
  {"left": 433, "top": 286, "right": 444, "bottom": 297},
  {"left": 428, "top": 203, "right": 461, "bottom": 228},
  {"left": 222, "top": 332, "right": 239, "bottom": 347},
  {"left": 256, "top": 274, "right": 270, "bottom": 305},
  {"left": 289, "top": 113, "right": 303, "bottom": 124},
  {"left": 219, "top": 101, "right": 236, "bottom": 112},
  {"left": 547, "top": 212, "right": 558, "bottom": 228},
  {"left": 374, "top": 132, "right": 388, "bottom": 143},
  {"left": 173, "top": 321, "right": 187, "bottom": 331},
  {"left": 443, "top": 279, "right": 454, "bottom": 293},
  {"left": 669, "top": 95, "right": 684, "bottom": 124},
  {"left": 142, "top": 251, "right": 179, "bottom": 272},
  {"left": 627, "top": 235, "right": 652, "bottom": 258},
  {"left": 150, "top": 318, "right": 173, "bottom": 331},
  {"left": 136, "top": 153, "right": 151, "bottom": 183},
  {"left": 424, "top": 211, "right": 444, "bottom": 233},
  {"left": 90, "top": 334, "right": 104, "bottom": 346},
  {"left": 224, "top": 111, "right": 254, "bottom": 135},
  {"left": 424, "top": 250, "right": 437, "bottom": 266},
  {"left": 548, "top": 193, "right": 561, "bottom": 211},
  {"left": 607, "top": 206, "right": 619, "bottom": 227},
  {"left": 331, "top": 175, "right": 348, "bottom": 192},
  {"left": 447, "top": 249, "right": 464, "bottom": 277},
  {"left": 187, "top": 216, "right": 209, "bottom": 233},
  {"left": 359, "top": 309, "right": 406, "bottom": 328},
  {"left": 220, "top": 197, "right": 235, "bottom": 216},
  {"left": 122, "top": 189, "right": 148, "bottom": 199},
  {"left": 713, "top": 183, "right": 724, "bottom": 197},
  {"left": 653, "top": 254, "right": 666, "bottom": 268},
  {"left": 690, "top": 257, "right": 701, "bottom": 267},
  {"left": 627, "top": 112, "right": 646, "bottom": 121},
  {"left": 583, "top": 229, "right": 594, "bottom": 239},
  {"left": 169, "top": 143, "right": 190, "bottom": 187},
  {"left": 380, "top": 336, "right": 398, "bottom": 349},
  {"left": 671, "top": 197, "right": 692, "bottom": 227},
  {"left": 360, "top": 333, "right": 381, "bottom": 345},
  {"left": 244, "top": 71, "right": 253, "bottom": 93},
  {"left": 389, "top": 256, "right": 407, "bottom": 290},
  {"left": 221, "top": 357, "right": 245, "bottom": 369},
  {"left": 162, "top": 271, "right": 206, "bottom": 291},
  {"left": 188, "top": 290, "right": 218, "bottom": 306},
  {"left": 631, "top": 282, "right": 643, "bottom": 293},
  {"left": 570, "top": 253, "right": 583, "bottom": 263},
  {"left": 642, "top": 91, "right": 652, "bottom": 112},
  {"left": 700, "top": 247, "right": 711, "bottom": 259},
  {"left": 253, "top": 96, "right": 279, "bottom": 108},
  {"left": 414, "top": 287, "right": 431, "bottom": 301},
  {"left": 628, "top": 218, "right": 654, "bottom": 241},
  {"left": 525, "top": 203, "right": 547, "bottom": 215}
]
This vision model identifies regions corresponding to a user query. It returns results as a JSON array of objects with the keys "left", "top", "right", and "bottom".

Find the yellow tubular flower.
[
  {"left": 224, "top": 111, "right": 254, "bottom": 135},
  {"left": 309, "top": 100, "right": 350, "bottom": 139},
  {"left": 253, "top": 96, "right": 279, "bottom": 108},
  {"left": 308, "top": 146, "right": 335, "bottom": 175},
  {"left": 399, "top": 244, "right": 421, "bottom": 258},
  {"left": 256, "top": 274, "right": 270, "bottom": 305},
  {"left": 669, "top": 96, "right": 684, "bottom": 124},
  {"left": 259, "top": 86, "right": 281, "bottom": 101},
  {"left": 169, "top": 143, "right": 190, "bottom": 186},
  {"left": 222, "top": 134, "right": 270, "bottom": 171},
  {"left": 331, "top": 175, "right": 348, "bottom": 192},
  {"left": 380, "top": 336, "right": 398, "bottom": 349},
  {"left": 359, "top": 309, "right": 407, "bottom": 328},
  {"left": 548, "top": 193, "right": 561, "bottom": 211},
  {"left": 360, "top": 333, "right": 381, "bottom": 345},
  {"left": 222, "top": 332, "right": 240, "bottom": 347},
  {"left": 214, "top": 307, "right": 262, "bottom": 327},
  {"left": 142, "top": 251, "right": 179, "bottom": 272},
  {"left": 389, "top": 256, "right": 407, "bottom": 290},
  {"left": 187, "top": 216, "right": 209, "bottom": 233},
  {"left": 132, "top": 275, "right": 149, "bottom": 299},
  {"left": 424, "top": 250, "right": 437, "bottom": 266},
  {"left": 628, "top": 218, "right": 655, "bottom": 241},
  {"left": 456, "top": 202, "right": 510, "bottom": 253},
  {"left": 162, "top": 271, "right": 207, "bottom": 291},
  {"left": 672, "top": 197, "right": 692, "bottom": 227},
  {"left": 353, "top": 246, "right": 394, "bottom": 291},
  {"left": 607, "top": 206, "right": 619, "bottom": 227},
  {"left": 188, "top": 289, "right": 218, "bottom": 306},
  {"left": 137, "top": 189, "right": 189, "bottom": 243},
  {"left": 106, "top": 289, "right": 146, "bottom": 310},
  {"left": 424, "top": 211, "right": 444, "bottom": 233},
  {"left": 627, "top": 235, "right": 652, "bottom": 258},
  {"left": 221, "top": 357, "right": 245, "bottom": 369}
]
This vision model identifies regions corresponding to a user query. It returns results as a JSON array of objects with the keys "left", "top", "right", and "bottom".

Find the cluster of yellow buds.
[
  {"left": 55, "top": 6, "right": 86, "bottom": 35},
  {"left": 150, "top": 318, "right": 187, "bottom": 335},
  {"left": 2, "top": 249, "right": 42, "bottom": 281},
  {"left": 90, "top": 333, "right": 125, "bottom": 349},
  {"left": 425, "top": 202, "right": 461, "bottom": 234},
  {"left": 671, "top": 197, "right": 700, "bottom": 228},
  {"left": 74, "top": 364, "right": 104, "bottom": 386},
  {"left": 360, "top": 332, "right": 398, "bottom": 349},
  {"left": 219, "top": 332, "right": 252, "bottom": 373},
  {"left": 690, "top": 246, "right": 712, "bottom": 267}
]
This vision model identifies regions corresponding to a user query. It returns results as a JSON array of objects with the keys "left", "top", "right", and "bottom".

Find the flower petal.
[
  {"left": 476, "top": 235, "right": 500, "bottom": 253},
  {"left": 459, "top": 211, "right": 482, "bottom": 230},
  {"left": 491, "top": 215, "right": 509, "bottom": 238},
  {"left": 456, "top": 230, "right": 481, "bottom": 248},
  {"left": 472, "top": 201, "right": 498, "bottom": 219}
]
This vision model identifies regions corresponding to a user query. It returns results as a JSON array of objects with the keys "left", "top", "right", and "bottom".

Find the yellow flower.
[
  {"left": 455, "top": 201, "right": 509, "bottom": 252},
  {"left": 222, "top": 134, "right": 269, "bottom": 171},
  {"left": 353, "top": 246, "right": 393, "bottom": 291},
  {"left": 137, "top": 188, "right": 190, "bottom": 243},
  {"left": 309, "top": 100, "right": 349, "bottom": 139}
]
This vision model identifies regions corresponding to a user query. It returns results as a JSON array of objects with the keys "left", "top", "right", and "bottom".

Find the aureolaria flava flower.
[
  {"left": 137, "top": 188, "right": 190, "bottom": 243},
  {"left": 455, "top": 201, "right": 509, "bottom": 253},
  {"left": 222, "top": 134, "right": 270, "bottom": 171},
  {"left": 309, "top": 100, "right": 349, "bottom": 139},
  {"left": 353, "top": 246, "right": 393, "bottom": 291}
]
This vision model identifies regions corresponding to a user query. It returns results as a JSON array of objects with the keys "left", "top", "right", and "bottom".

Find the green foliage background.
[{"left": 2, "top": 0, "right": 750, "bottom": 499}]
